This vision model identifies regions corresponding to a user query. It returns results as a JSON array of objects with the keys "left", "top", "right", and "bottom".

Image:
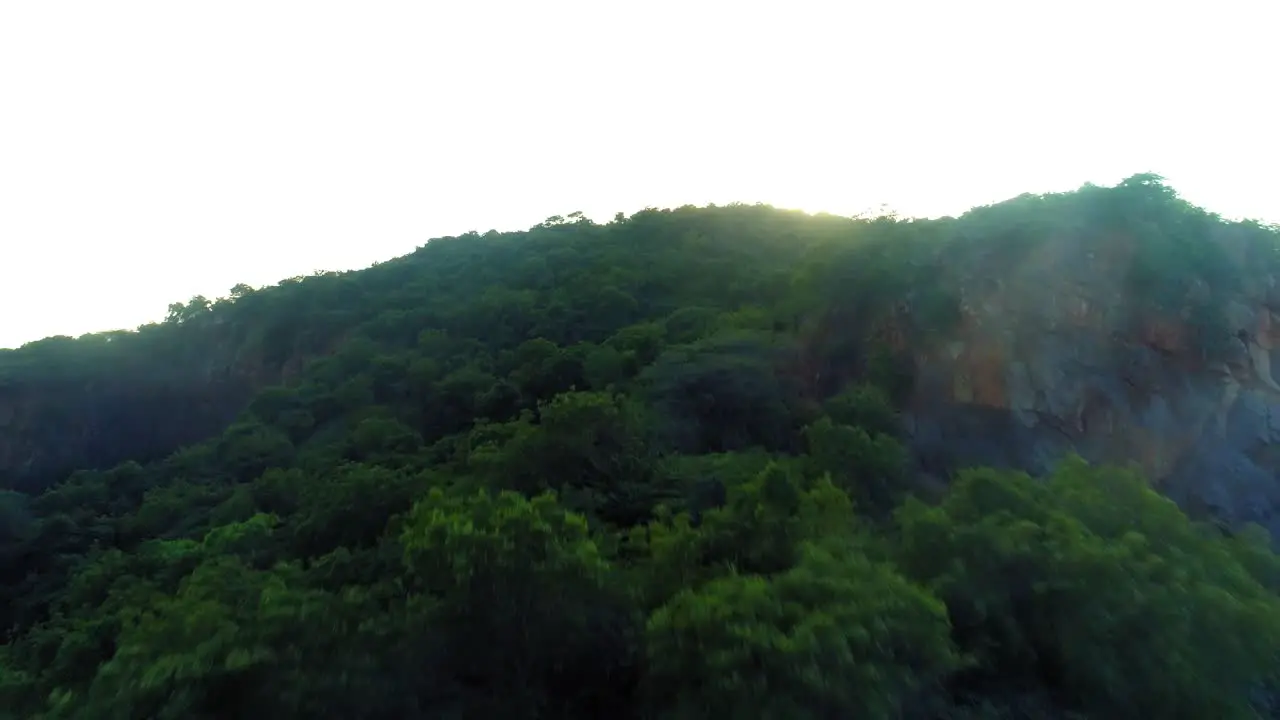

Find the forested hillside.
[{"left": 3, "top": 176, "right": 1280, "bottom": 718}]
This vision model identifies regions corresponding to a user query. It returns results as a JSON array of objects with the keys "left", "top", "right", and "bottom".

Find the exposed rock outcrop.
[
  {"left": 903, "top": 231, "right": 1280, "bottom": 539},
  {"left": 0, "top": 327, "right": 323, "bottom": 492}
]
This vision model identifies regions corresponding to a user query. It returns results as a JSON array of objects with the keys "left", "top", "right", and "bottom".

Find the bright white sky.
[{"left": 1, "top": 1, "right": 1276, "bottom": 349}]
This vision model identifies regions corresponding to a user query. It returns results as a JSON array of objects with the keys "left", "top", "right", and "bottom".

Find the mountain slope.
[
  {"left": 2, "top": 177, "right": 1280, "bottom": 719},
  {"left": 0, "top": 205, "right": 828, "bottom": 490}
]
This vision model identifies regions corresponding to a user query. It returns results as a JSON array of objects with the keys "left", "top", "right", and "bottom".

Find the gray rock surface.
[{"left": 902, "top": 235, "right": 1280, "bottom": 541}]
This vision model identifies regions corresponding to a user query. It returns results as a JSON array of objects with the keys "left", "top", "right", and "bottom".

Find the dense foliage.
[{"left": 2, "top": 177, "right": 1280, "bottom": 718}]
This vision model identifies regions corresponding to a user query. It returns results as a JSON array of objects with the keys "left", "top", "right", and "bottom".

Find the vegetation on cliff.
[{"left": 1, "top": 176, "right": 1279, "bottom": 718}]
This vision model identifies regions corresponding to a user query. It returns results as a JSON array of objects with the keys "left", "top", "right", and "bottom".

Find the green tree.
[
  {"left": 804, "top": 417, "right": 908, "bottom": 515},
  {"left": 642, "top": 331, "right": 799, "bottom": 454},
  {"left": 64, "top": 558, "right": 418, "bottom": 720},
  {"left": 896, "top": 457, "right": 1280, "bottom": 719},
  {"left": 401, "top": 489, "right": 638, "bottom": 717},
  {"left": 645, "top": 541, "right": 960, "bottom": 719}
]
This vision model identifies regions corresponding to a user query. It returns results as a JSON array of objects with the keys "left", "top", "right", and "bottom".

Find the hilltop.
[{"left": 2, "top": 175, "right": 1280, "bottom": 718}]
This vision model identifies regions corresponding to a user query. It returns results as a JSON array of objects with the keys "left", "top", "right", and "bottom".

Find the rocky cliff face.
[
  {"left": 903, "top": 229, "right": 1280, "bottom": 539},
  {"left": 0, "top": 331, "right": 316, "bottom": 492},
  {"left": 0, "top": 271, "right": 367, "bottom": 492}
]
